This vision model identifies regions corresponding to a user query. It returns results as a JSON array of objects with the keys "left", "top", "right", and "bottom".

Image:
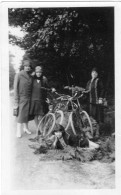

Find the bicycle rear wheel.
[
  {"left": 37, "top": 113, "right": 56, "bottom": 137},
  {"left": 67, "top": 110, "right": 93, "bottom": 136},
  {"left": 80, "top": 111, "right": 93, "bottom": 135},
  {"left": 69, "top": 111, "right": 83, "bottom": 135}
]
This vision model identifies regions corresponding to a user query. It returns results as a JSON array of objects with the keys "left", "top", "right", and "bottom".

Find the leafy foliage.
[
  {"left": 9, "top": 52, "right": 15, "bottom": 89},
  {"left": 9, "top": 8, "right": 114, "bottom": 95}
]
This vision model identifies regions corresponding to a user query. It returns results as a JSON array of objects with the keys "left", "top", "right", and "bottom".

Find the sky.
[{"left": 9, "top": 26, "right": 26, "bottom": 72}]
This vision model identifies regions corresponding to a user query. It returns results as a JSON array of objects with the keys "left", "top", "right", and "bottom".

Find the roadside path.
[{"left": 9, "top": 94, "right": 115, "bottom": 190}]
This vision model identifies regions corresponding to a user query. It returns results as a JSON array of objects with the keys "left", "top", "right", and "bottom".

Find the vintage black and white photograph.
[{"left": 2, "top": 1, "right": 121, "bottom": 193}]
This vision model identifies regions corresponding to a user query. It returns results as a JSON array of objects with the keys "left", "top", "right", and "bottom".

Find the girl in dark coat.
[
  {"left": 14, "top": 60, "right": 33, "bottom": 138},
  {"left": 29, "top": 66, "right": 55, "bottom": 132},
  {"left": 85, "top": 68, "right": 104, "bottom": 124}
]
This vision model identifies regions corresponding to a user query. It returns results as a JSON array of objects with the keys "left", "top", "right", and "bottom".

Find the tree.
[
  {"left": 9, "top": 52, "right": 15, "bottom": 89},
  {"left": 9, "top": 8, "right": 114, "bottom": 95}
]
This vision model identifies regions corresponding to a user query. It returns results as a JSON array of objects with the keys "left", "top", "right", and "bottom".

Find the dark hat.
[
  {"left": 91, "top": 67, "right": 98, "bottom": 73},
  {"left": 23, "top": 59, "right": 31, "bottom": 67},
  {"left": 35, "top": 66, "right": 43, "bottom": 73}
]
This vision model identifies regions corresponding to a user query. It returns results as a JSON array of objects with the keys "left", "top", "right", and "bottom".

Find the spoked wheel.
[
  {"left": 79, "top": 111, "right": 93, "bottom": 135},
  {"left": 68, "top": 111, "right": 83, "bottom": 135},
  {"left": 37, "top": 113, "right": 56, "bottom": 137},
  {"left": 54, "top": 110, "right": 64, "bottom": 125}
]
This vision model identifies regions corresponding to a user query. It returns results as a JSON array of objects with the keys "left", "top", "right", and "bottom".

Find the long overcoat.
[
  {"left": 86, "top": 77, "right": 104, "bottom": 123},
  {"left": 14, "top": 70, "right": 32, "bottom": 123}
]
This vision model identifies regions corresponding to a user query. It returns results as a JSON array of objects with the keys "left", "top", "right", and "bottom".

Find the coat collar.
[
  {"left": 90, "top": 77, "right": 99, "bottom": 83},
  {"left": 20, "top": 70, "right": 31, "bottom": 80}
]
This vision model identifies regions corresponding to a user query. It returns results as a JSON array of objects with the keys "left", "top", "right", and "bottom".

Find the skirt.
[
  {"left": 17, "top": 99, "right": 30, "bottom": 123},
  {"left": 89, "top": 103, "right": 104, "bottom": 123},
  {"left": 29, "top": 100, "right": 49, "bottom": 117}
]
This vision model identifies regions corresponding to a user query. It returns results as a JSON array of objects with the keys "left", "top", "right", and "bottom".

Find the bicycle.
[
  {"left": 37, "top": 86, "right": 93, "bottom": 138},
  {"left": 55, "top": 87, "right": 93, "bottom": 136}
]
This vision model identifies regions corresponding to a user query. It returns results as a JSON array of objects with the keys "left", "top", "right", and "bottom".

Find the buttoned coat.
[
  {"left": 86, "top": 77, "right": 104, "bottom": 123},
  {"left": 14, "top": 70, "right": 32, "bottom": 123},
  {"left": 86, "top": 77, "right": 104, "bottom": 104}
]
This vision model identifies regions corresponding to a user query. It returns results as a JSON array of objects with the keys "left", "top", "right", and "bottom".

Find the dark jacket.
[
  {"left": 14, "top": 70, "right": 32, "bottom": 123},
  {"left": 31, "top": 76, "right": 48, "bottom": 102},
  {"left": 29, "top": 76, "right": 49, "bottom": 116},
  {"left": 86, "top": 77, "right": 104, "bottom": 104}
]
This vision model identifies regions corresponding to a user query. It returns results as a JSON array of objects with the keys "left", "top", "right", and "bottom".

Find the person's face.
[
  {"left": 36, "top": 71, "right": 43, "bottom": 78},
  {"left": 36, "top": 68, "right": 43, "bottom": 77},
  {"left": 55, "top": 131, "right": 62, "bottom": 139},
  {"left": 23, "top": 61, "right": 31, "bottom": 72},
  {"left": 91, "top": 71, "right": 98, "bottom": 79}
]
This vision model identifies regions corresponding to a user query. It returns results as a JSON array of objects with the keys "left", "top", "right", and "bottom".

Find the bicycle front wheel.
[
  {"left": 55, "top": 110, "right": 64, "bottom": 125},
  {"left": 37, "top": 113, "right": 56, "bottom": 137}
]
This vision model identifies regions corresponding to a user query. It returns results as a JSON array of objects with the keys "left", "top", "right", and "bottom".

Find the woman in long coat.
[
  {"left": 14, "top": 59, "right": 33, "bottom": 138},
  {"left": 85, "top": 67, "right": 104, "bottom": 124}
]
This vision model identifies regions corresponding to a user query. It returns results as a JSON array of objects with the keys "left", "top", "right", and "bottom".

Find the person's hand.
[
  {"left": 64, "top": 86, "right": 69, "bottom": 89},
  {"left": 51, "top": 136, "right": 58, "bottom": 149},
  {"left": 14, "top": 103, "right": 19, "bottom": 109},
  {"left": 51, "top": 88, "right": 56, "bottom": 92},
  {"left": 98, "top": 98, "right": 103, "bottom": 104},
  {"left": 31, "top": 71, "right": 35, "bottom": 76},
  {"left": 75, "top": 86, "right": 85, "bottom": 92},
  {"left": 83, "top": 90, "right": 88, "bottom": 94}
]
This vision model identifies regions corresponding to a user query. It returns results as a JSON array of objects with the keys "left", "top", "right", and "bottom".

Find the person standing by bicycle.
[
  {"left": 84, "top": 67, "right": 104, "bottom": 127},
  {"left": 29, "top": 66, "right": 56, "bottom": 132}
]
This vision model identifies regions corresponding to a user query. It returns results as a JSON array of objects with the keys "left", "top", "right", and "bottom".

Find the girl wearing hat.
[
  {"left": 84, "top": 68, "right": 104, "bottom": 126},
  {"left": 29, "top": 66, "right": 55, "bottom": 131},
  {"left": 14, "top": 59, "right": 33, "bottom": 138}
]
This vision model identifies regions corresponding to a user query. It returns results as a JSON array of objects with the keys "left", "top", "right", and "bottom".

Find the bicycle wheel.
[
  {"left": 37, "top": 113, "right": 56, "bottom": 137},
  {"left": 80, "top": 111, "right": 93, "bottom": 135},
  {"left": 67, "top": 111, "right": 83, "bottom": 135},
  {"left": 55, "top": 110, "right": 64, "bottom": 125}
]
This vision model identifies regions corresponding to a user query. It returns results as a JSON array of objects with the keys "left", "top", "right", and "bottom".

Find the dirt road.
[{"left": 9, "top": 94, "right": 115, "bottom": 189}]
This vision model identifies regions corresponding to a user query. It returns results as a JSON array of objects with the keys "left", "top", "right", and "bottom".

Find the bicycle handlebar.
[
  {"left": 64, "top": 86, "right": 85, "bottom": 92},
  {"left": 54, "top": 91, "right": 84, "bottom": 101},
  {"left": 44, "top": 86, "right": 85, "bottom": 103},
  {"left": 54, "top": 92, "right": 71, "bottom": 100}
]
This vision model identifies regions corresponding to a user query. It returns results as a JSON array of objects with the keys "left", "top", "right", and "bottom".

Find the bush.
[{"left": 9, "top": 64, "right": 15, "bottom": 89}]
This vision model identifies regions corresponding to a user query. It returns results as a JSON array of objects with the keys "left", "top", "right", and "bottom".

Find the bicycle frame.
[
  {"left": 49, "top": 90, "right": 84, "bottom": 112},
  {"left": 37, "top": 87, "right": 93, "bottom": 137},
  {"left": 62, "top": 93, "right": 84, "bottom": 112}
]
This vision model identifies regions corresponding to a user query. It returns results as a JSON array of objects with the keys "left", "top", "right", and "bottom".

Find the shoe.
[
  {"left": 23, "top": 128, "right": 31, "bottom": 135},
  {"left": 16, "top": 128, "right": 21, "bottom": 138},
  {"left": 88, "top": 140, "right": 100, "bottom": 149}
]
